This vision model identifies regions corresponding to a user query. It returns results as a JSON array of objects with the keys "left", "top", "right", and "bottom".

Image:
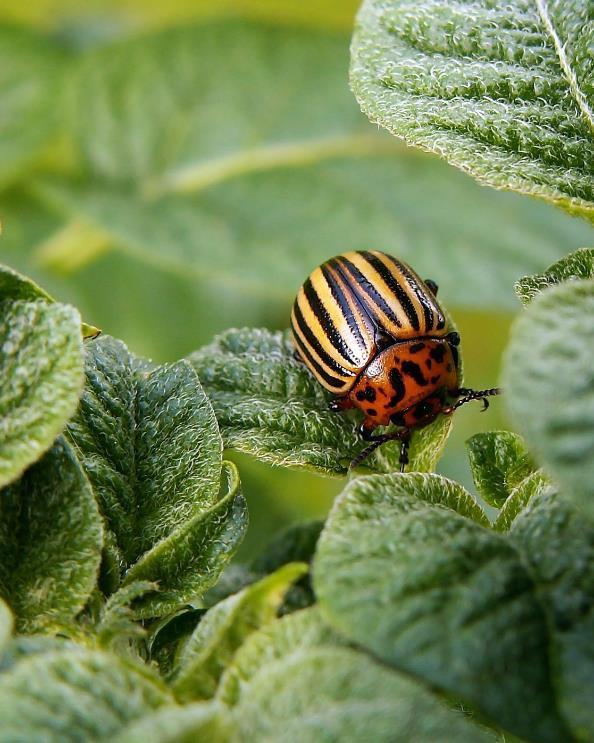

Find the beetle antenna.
[{"left": 443, "top": 387, "right": 502, "bottom": 414}]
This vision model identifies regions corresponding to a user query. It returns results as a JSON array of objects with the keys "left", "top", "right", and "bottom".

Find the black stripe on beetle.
[
  {"left": 338, "top": 257, "right": 403, "bottom": 328},
  {"left": 291, "top": 331, "right": 346, "bottom": 389},
  {"left": 302, "top": 279, "right": 359, "bottom": 365},
  {"left": 360, "top": 251, "right": 420, "bottom": 331},
  {"left": 320, "top": 264, "right": 368, "bottom": 352},
  {"left": 293, "top": 301, "right": 351, "bottom": 377},
  {"left": 388, "top": 255, "right": 435, "bottom": 330}
]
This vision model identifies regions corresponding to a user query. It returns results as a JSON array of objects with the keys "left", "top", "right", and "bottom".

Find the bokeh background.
[{"left": 1, "top": 0, "right": 593, "bottom": 559}]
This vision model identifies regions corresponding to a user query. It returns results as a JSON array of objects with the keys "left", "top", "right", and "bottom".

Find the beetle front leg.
[{"left": 351, "top": 423, "right": 411, "bottom": 470}]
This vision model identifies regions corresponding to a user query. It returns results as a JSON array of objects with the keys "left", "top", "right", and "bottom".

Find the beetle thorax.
[{"left": 347, "top": 339, "right": 459, "bottom": 428}]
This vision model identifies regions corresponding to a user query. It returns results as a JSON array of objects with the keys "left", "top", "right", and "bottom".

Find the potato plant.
[{"left": 0, "top": 1, "right": 593, "bottom": 741}]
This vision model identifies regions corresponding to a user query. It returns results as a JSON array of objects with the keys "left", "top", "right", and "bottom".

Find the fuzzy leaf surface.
[
  {"left": 516, "top": 247, "right": 594, "bottom": 305},
  {"left": 68, "top": 335, "right": 222, "bottom": 565},
  {"left": 32, "top": 19, "right": 594, "bottom": 313},
  {"left": 172, "top": 563, "right": 307, "bottom": 701},
  {"left": 503, "top": 281, "right": 594, "bottom": 520},
  {"left": 351, "top": 0, "right": 594, "bottom": 220},
  {"left": 122, "top": 461, "right": 248, "bottom": 618},
  {"left": 219, "top": 608, "right": 494, "bottom": 742},
  {"left": 493, "top": 471, "right": 552, "bottom": 532},
  {"left": 0, "top": 649, "right": 171, "bottom": 741},
  {"left": 466, "top": 431, "right": 535, "bottom": 508},
  {"left": 510, "top": 490, "right": 594, "bottom": 739},
  {"left": 112, "top": 703, "right": 230, "bottom": 743},
  {"left": 189, "top": 328, "right": 451, "bottom": 474},
  {"left": 314, "top": 473, "right": 568, "bottom": 742},
  {"left": 0, "top": 299, "right": 84, "bottom": 488},
  {"left": 0, "top": 438, "right": 103, "bottom": 633}
]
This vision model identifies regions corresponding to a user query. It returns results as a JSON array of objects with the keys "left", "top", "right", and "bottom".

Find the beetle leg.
[
  {"left": 443, "top": 387, "right": 502, "bottom": 414},
  {"left": 399, "top": 435, "right": 411, "bottom": 473},
  {"left": 351, "top": 426, "right": 411, "bottom": 470},
  {"left": 424, "top": 279, "right": 438, "bottom": 296},
  {"left": 293, "top": 349, "right": 304, "bottom": 363}
]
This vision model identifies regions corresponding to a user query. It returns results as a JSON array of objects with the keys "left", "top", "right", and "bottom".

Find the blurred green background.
[{"left": 1, "top": 0, "right": 593, "bottom": 559}]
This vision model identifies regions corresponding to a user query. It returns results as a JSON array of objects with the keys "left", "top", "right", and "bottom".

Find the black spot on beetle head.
[
  {"left": 389, "top": 368, "right": 406, "bottom": 403},
  {"left": 365, "top": 387, "right": 376, "bottom": 402},
  {"left": 429, "top": 346, "right": 446, "bottom": 363},
  {"left": 401, "top": 360, "right": 428, "bottom": 386},
  {"left": 366, "top": 408, "right": 377, "bottom": 416}
]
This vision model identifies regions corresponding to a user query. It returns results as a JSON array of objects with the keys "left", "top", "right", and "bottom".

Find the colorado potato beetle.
[{"left": 291, "top": 250, "right": 500, "bottom": 470}]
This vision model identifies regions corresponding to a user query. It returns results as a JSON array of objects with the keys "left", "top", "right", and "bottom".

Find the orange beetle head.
[{"left": 348, "top": 338, "right": 460, "bottom": 429}]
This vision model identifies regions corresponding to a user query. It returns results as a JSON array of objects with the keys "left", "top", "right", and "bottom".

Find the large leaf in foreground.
[
  {"left": 503, "top": 281, "right": 594, "bottom": 520},
  {"left": 351, "top": 0, "right": 594, "bottom": 221},
  {"left": 0, "top": 438, "right": 102, "bottom": 633},
  {"left": 510, "top": 490, "right": 594, "bottom": 740},
  {"left": 219, "top": 608, "right": 494, "bottom": 742},
  {"left": 189, "top": 328, "right": 451, "bottom": 474},
  {"left": 0, "top": 649, "right": 171, "bottom": 741},
  {"left": 33, "top": 20, "right": 594, "bottom": 313},
  {"left": 112, "top": 703, "right": 229, "bottom": 743},
  {"left": 314, "top": 473, "right": 568, "bottom": 742},
  {"left": 0, "top": 299, "right": 84, "bottom": 489}
]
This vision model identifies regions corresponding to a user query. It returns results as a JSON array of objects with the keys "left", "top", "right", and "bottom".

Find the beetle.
[{"left": 291, "top": 250, "right": 500, "bottom": 470}]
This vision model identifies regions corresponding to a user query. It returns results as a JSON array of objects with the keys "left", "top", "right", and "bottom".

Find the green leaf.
[
  {"left": 68, "top": 335, "right": 236, "bottom": 605},
  {"left": 0, "top": 262, "right": 101, "bottom": 339},
  {"left": 217, "top": 606, "right": 344, "bottom": 706},
  {"left": 0, "top": 438, "right": 103, "bottom": 633},
  {"left": 122, "top": 461, "right": 248, "bottom": 618},
  {"left": 502, "top": 280, "right": 594, "bottom": 520},
  {"left": 172, "top": 563, "right": 308, "bottom": 701},
  {"left": 493, "top": 470, "right": 552, "bottom": 532},
  {"left": 112, "top": 703, "right": 230, "bottom": 743},
  {"left": 466, "top": 430, "right": 535, "bottom": 508},
  {"left": 220, "top": 608, "right": 494, "bottom": 742},
  {"left": 510, "top": 490, "right": 594, "bottom": 740},
  {"left": 0, "top": 27, "right": 67, "bottom": 187},
  {"left": 313, "top": 472, "right": 569, "bottom": 742},
  {"left": 0, "top": 599, "right": 12, "bottom": 655},
  {"left": 0, "top": 636, "right": 73, "bottom": 675},
  {"left": 0, "top": 648, "right": 172, "bottom": 741},
  {"left": 0, "top": 299, "right": 84, "bottom": 489},
  {"left": 516, "top": 247, "right": 594, "bottom": 305},
  {"left": 350, "top": 0, "right": 594, "bottom": 221},
  {"left": 189, "top": 328, "right": 452, "bottom": 474},
  {"left": 32, "top": 20, "right": 594, "bottom": 313}
]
